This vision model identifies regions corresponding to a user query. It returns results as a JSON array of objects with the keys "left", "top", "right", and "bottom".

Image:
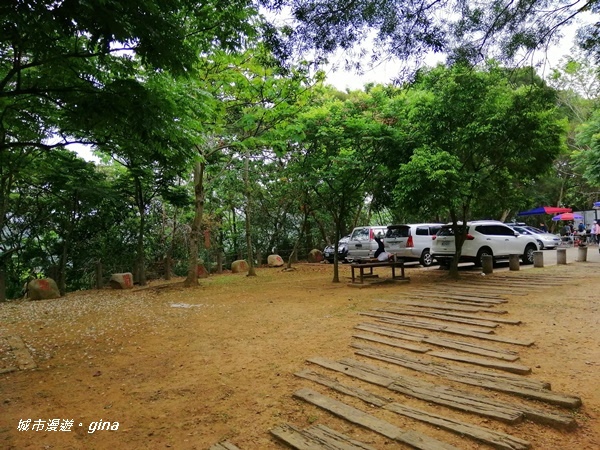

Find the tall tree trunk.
[
  {"left": 166, "top": 207, "right": 179, "bottom": 280},
  {"left": 134, "top": 177, "right": 147, "bottom": 286},
  {"left": 217, "top": 227, "right": 224, "bottom": 274},
  {"left": 244, "top": 155, "right": 257, "bottom": 277},
  {"left": 231, "top": 207, "right": 240, "bottom": 260},
  {"left": 0, "top": 265, "right": 5, "bottom": 302},
  {"left": 184, "top": 161, "right": 205, "bottom": 287}
]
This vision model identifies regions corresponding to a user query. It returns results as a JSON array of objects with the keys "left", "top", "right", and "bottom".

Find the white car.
[
  {"left": 507, "top": 225, "right": 561, "bottom": 250},
  {"left": 432, "top": 220, "right": 538, "bottom": 266},
  {"left": 385, "top": 223, "right": 444, "bottom": 267},
  {"left": 346, "top": 226, "right": 388, "bottom": 261}
]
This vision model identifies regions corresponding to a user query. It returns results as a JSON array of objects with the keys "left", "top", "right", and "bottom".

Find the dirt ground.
[{"left": 0, "top": 256, "right": 599, "bottom": 450}]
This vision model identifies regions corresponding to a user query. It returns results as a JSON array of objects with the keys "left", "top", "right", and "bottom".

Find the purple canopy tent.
[
  {"left": 517, "top": 206, "right": 572, "bottom": 216},
  {"left": 552, "top": 213, "right": 583, "bottom": 221}
]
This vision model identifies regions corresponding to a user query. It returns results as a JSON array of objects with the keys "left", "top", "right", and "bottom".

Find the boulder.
[
  {"left": 109, "top": 272, "right": 134, "bottom": 289},
  {"left": 231, "top": 260, "right": 248, "bottom": 273},
  {"left": 27, "top": 278, "right": 60, "bottom": 300},
  {"left": 197, "top": 264, "right": 209, "bottom": 278},
  {"left": 307, "top": 249, "right": 324, "bottom": 263},
  {"left": 267, "top": 254, "right": 284, "bottom": 267}
]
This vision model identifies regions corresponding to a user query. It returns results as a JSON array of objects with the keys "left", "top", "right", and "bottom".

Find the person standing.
[
  {"left": 539, "top": 222, "right": 548, "bottom": 232},
  {"left": 594, "top": 221, "right": 600, "bottom": 245}
]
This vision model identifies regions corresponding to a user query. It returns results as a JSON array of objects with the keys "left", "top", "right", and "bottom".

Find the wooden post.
[
  {"left": 557, "top": 248, "right": 567, "bottom": 265},
  {"left": 481, "top": 255, "right": 493, "bottom": 274},
  {"left": 533, "top": 251, "right": 544, "bottom": 268},
  {"left": 508, "top": 254, "right": 520, "bottom": 271}
]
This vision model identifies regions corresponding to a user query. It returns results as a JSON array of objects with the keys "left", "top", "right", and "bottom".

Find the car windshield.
[
  {"left": 525, "top": 227, "right": 544, "bottom": 234},
  {"left": 512, "top": 226, "right": 530, "bottom": 234}
]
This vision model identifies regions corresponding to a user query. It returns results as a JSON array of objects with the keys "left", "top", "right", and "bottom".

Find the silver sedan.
[{"left": 510, "top": 225, "right": 561, "bottom": 249}]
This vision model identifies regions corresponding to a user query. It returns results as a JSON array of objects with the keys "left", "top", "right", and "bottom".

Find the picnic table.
[{"left": 350, "top": 258, "right": 407, "bottom": 285}]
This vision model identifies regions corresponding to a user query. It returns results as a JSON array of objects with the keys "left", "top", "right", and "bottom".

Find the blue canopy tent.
[{"left": 517, "top": 206, "right": 572, "bottom": 216}]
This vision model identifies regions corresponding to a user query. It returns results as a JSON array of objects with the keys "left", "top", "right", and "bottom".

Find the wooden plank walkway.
[{"left": 284, "top": 269, "right": 584, "bottom": 449}]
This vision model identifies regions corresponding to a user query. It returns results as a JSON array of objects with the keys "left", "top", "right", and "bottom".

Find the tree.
[
  {"left": 275, "top": 0, "right": 595, "bottom": 75},
  {"left": 191, "top": 47, "right": 315, "bottom": 278},
  {"left": 392, "top": 63, "right": 566, "bottom": 277},
  {"left": 574, "top": 108, "right": 600, "bottom": 188},
  {"left": 294, "top": 86, "right": 392, "bottom": 282}
]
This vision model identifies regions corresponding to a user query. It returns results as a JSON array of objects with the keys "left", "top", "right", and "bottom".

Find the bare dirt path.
[{"left": 1, "top": 252, "right": 599, "bottom": 449}]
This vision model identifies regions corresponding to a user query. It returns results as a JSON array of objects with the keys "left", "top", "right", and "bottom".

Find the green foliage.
[{"left": 392, "top": 63, "right": 566, "bottom": 222}]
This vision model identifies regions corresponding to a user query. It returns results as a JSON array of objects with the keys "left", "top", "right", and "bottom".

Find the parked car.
[
  {"left": 323, "top": 235, "right": 350, "bottom": 263},
  {"left": 345, "top": 225, "right": 388, "bottom": 261},
  {"left": 506, "top": 224, "right": 561, "bottom": 250},
  {"left": 432, "top": 220, "right": 538, "bottom": 266},
  {"left": 385, "top": 223, "right": 444, "bottom": 267}
]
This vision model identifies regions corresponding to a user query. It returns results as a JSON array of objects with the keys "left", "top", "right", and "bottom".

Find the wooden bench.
[{"left": 350, "top": 259, "right": 407, "bottom": 285}]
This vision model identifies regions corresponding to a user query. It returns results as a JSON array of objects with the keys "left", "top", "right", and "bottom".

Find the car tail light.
[
  {"left": 369, "top": 229, "right": 374, "bottom": 240},
  {"left": 466, "top": 234, "right": 475, "bottom": 240},
  {"left": 431, "top": 235, "right": 437, "bottom": 240},
  {"left": 407, "top": 236, "right": 414, "bottom": 247}
]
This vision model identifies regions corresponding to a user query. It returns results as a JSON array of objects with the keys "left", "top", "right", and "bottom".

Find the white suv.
[
  {"left": 346, "top": 226, "right": 388, "bottom": 261},
  {"left": 385, "top": 223, "right": 444, "bottom": 267},
  {"left": 432, "top": 220, "right": 538, "bottom": 266}
]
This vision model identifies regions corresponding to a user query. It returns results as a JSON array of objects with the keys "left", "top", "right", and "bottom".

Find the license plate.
[
  {"left": 441, "top": 241, "right": 450, "bottom": 247},
  {"left": 325, "top": 252, "right": 330, "bottom": 257}
]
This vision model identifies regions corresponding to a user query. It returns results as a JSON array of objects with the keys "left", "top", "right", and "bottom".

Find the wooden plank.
[
  {"left": 444, "top": 374, "right": 582, "bottom": 409},
  {"left": 312, "top": 357, "right": 523, "bottom": 424},
  {"left": 411, "top": 292, "right": 508, "bottom": 304},
  {"left": 356, "top": 322, "right": 520, "bottom": 361},
  {"left": 422, "top": 336, "right": 519, "bottom": 358},
  {"left": 270, "top": 424, "right": 324, "bottom": 450},
  {"left": 376, "top": 299, "right": 508, "bottom": 314},
  {"left": 384, "top": 403, "right": 531, "bottom": 450},
  {"left": 387, "top": 380, "right": 523, "bottom": 423},
  {"left": 339, "top": 358, "right": 575, "bottom": 430},
  {"left": 370, "top": 316, "right": 534, "bottom": 346},
  {"left": 350, "top": 344, "right": 541, "bottom": 391},
  {"left": 352, "top": 333, "right": 431, "bottom": 353},
  {"left": 423, "top": 327, "right": 534, "bottom": 347},
  {"left": 209, "top": 441, "right": 242, "bottom": 450},
  {"left": 305, "top": 424, "right": 377, "bottom": 449},
  {"left": 271, "top": 423, "right": 377, "bottom": 450},
  {"left": 6, "top": 335, "right": 36, "bottom": 370},
  {"left": 404, "top": 308, "right": 521, "bottom": 325},
  {"left": 427, "top": 351, "right": 531, "bottom": 374},
  {"left": 375, "top": 308, "right": 500, "bottom": 328},
  {"left": 293, "top": 388, "right": 459, "bottom": 450},
  {"left": 307, "top": 357, "right": 393, "bottom": 387},
  {"left": 356, "top": 323, "right": 427, "bottom": 341},
  {"left": 295, "top": 369, "right": 390, "bottom": 407},
  {"left": 410, "top": 289, "right": 507, "bottom": 300},
  {"left": 361, "top": 312, "right": 496, "bottom": 334}
]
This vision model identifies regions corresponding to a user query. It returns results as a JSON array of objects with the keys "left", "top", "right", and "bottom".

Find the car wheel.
[
  {"left": 537, "top": 240, "right": 544, "bottom": 250},
  {"left": 522, "top": 244, "right": 536, "bottom": 265},
  {"left": 420, "top": 249, "right": 434, "bottom": 267},
  {"left": 475, "top": 247, "right": 493, "bottom": 267}
]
